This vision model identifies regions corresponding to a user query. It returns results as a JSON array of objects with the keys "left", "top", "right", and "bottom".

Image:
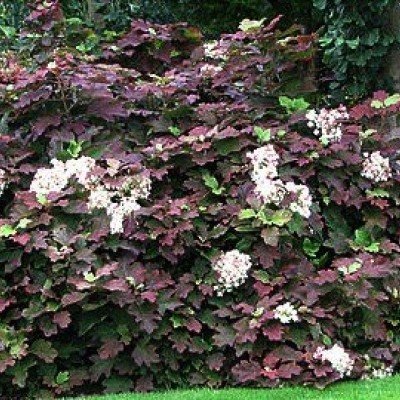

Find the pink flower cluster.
[
  {"left": 247, "top": 145, "right": 313, "bottom": 218},
  {"left": 30, "top": 157, "right": 151, "bottom": 234},
  {"left": 314, "top": 344, "right": 354, "bottom": 378},
  {"left": 274, "top": 302, "right": 299, "bottom": 324},
  {"left": 306, "top": 106, "right": 349, "bottom": 145},
  {"left": 212, "top": 249, "right": 252, "bottom": 296},
  {"left": 30, "top": 157, "right": 95, "bottom": 196},
  {"left": 361, "top": 151, "right": 392, "bottom": 183}
]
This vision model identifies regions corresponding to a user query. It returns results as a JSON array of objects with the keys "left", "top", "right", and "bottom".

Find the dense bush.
[
  {"left": 314, "top": 0, "right": 398, "bottom": 101},
  {"left": 1, "top": 0, "right": 315, "bottom": 41},
  {"left": 2, "top": 1, "right": 396, "bottom": 100},
  {"left": 1, "top": 3, "right": 400, "bottom": 398}
]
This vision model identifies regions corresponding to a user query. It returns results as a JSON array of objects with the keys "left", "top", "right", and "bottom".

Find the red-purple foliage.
[{"left": 0, "top": 4, "right": 399, "bottom": 398}]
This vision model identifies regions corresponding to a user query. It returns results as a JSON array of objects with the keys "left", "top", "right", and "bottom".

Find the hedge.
[{"left": 0, "top": 2, "right": 399, "bottom": 398}]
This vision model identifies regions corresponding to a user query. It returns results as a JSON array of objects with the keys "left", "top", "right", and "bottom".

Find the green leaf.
[
  {"left": 313, "top": 0, "right": 327, "bottom": 10},
  {"left": 236, "top": 236, "right": 255, "bottom": 251},
  {"left": 360, "top": 129, "right": 377, "bottom": 140},
  {"left": 279, "top": 96, "right": 310, "bottom": 114},
  {"left": 253, "top": 126, "right": 271, "bottom": 143},
  {"left": 202, "top": 172, "right": 224, "bottom": 195},
  {"left": 0, "top": 224, "right": 16, "bottom": 238},
  {"left": 290, "top": 326, "right": 309, "bottom": 347},
  {"left": 238, "top": 209, "right": 257, "bottom": 220},
  {"left": 214, "top": 138, "right": 240, "bottom": 156},
  {"left": 170, "top": 315, "right": 185, "bottom": 328},
  {"left": 384, "top": 94, "right": 400, "bottom": 107},
  {"left": 168, "top": 126, "right": 181, "bottom": 136},
  {"left": 371, "top": 100, "right": 384, "bottom": 109},
  {"left": 16, "top": 218, "right": 32, "bottom": 230},
  {"left": 252, "top": 307, "right": 264, "bottom": 318},
  {"left": 252, "top": 270, "right": 270, "bottom": 284},
  {"left": 366, "top": 188, "right": 390, "bottom": 198},
  {"left": 277, "top": 129, "right": 286, "bottom": 138},
  {"left": 348, "top": 262, "right": 362, "bottom": 274},
  {"left": 84, "top": 272, "right": 97, "bottom": 283},
  {"left": 346, "top": 37, "right": 360, "bottom": 49},
  {"left": 67, "top": 140, "right": 83, "bottom": 158},
  {"left": 103, "top": 376, "right": 133, "bottom": 394},
  {"left": 270, "top": 209, "right": 292, "bottom": 226},
  {"left": 322, "top": 334, "right": 332, "bottom": 346},
  {"left": 55, "top": 371, "right": 70, "bottom": 385},
  {"left": 0, "top": 25, "right": 16, "bottom": 39},
  {"left": 365, "top": 242, "right": 380, "bottom": 253},
  {"left": 30, "top": 339, "right": 57, "bottom": 362},
  {"left": 37, "top": 194, "right": 48, "bottom": 205},
  {"left": 238, "top": 18, "right": 266, "bottom": 32},
  {"left": 354, "top": 229, "right": 372, "bottom": 247},
  {"left": 339, "top": 261, "right": 362, "bottom": 275},
  {"left": 303, "top": 238, "right": 321, "bottom": 258}
]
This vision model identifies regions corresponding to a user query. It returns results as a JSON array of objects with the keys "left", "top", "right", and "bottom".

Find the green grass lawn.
[{"left": 74, "top": 375, "right": 400, "bottom": 400}]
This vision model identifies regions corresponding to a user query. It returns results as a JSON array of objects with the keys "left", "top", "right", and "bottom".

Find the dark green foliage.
[{"left": 314, "top": 0, "right": 398, "bottom": 102}]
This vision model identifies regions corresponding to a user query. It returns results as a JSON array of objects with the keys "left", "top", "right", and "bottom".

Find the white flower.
[
  {"left": 155, "top": 143, "right": 164, "bottom": 152},
  {"left": 66, "top": 156, "right": 96, "bottom": 186},
  {"left": 371, "top": 366, "right": 394, "bottom": 379},
  {"left": 306, "top": 106, "right": 349, "bottom": 145},
  {"left": 107, "top": 203, "right": 125, "bottom": 235},
  {"left": 247, "top": 145, "right": 313, "bottom": 217},
  {"left": 106, "top": 158, "right": 121, "bottom": 177},
  {"left": 30, "top": 156, "right": 97, "bottom": 196},
  {"left": 213, "top": 250, "right": 252, "bottom": 296},
  {"left": 361, "top": 355, "right": 394, "bottom": 380},
  {"left": 254, "top": 178, "right": 287, "bottom": 205},
  {"left": 285, "top": 182, "right": 312, "bottom": 218},
  {"left": 87, "top": 185, "right": 113, "bottom": 210},
  {"left": 200, "top": 63, "right": 223, "bottom": 77},
  {"left": 30, "top": 157, "right": 151, "bottom": 234},
  {"left": 247, "top": 145, "right": 283, "bottom": 205},
  {"left": 203, "top": 40, "right": 228, "bottom": 61},
  {"left": 314, "top": 344, "right": 354, "bottom": 378},
  {"left": 274, "top": 302, "right": 299, "bottom": 324},
  {"left": 361, "top": 151, "right": 392, "bottom": 183},
  {"left": 247, "top": 145, "right": 279, "bottom": 181},
  {"left": 30, "top": 159, "right": 70, "bottom": 196},
  {"left": 0, "top": 169, "right": 6, "bottom": 197},
  {"left": 102, "top": 175, "right": 151, "bottom": 234}
]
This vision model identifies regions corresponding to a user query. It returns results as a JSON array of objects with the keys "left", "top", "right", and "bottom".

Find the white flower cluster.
[
  {"left": 203, "top": 40, "right": 228, "bottom": 61},
  {"left": 362, "top": 366, "right": 394, "bottom": 380},
  {"left": 88, "top": 171, "right": 151, "bottom": 235},
  {"left": 247, "top": 145, "right": 313, "bottom": 218},
  {"left": 285, "top": 182, "right": 313, "bottom": 219},
  {"left": 273, "top": 302, "right": 299, "bottom": 324},
  {"left": 0, "top": 169, "right": 6, "bottom": 197},
  {"left": 306, "top": 106, "right": 349, "bottom": 145},
  {"left": 30, "top": 157, "right": 95, "bottom": 196},
  {"left": 30, "top": 157, "right": 151, "bottom": 234},
  {"left": 361, "top": 151, "right": 392, "bottom": 183},
  {"left": 361, "top": 355, "right": 394, "bottom": 380},
  {"left": 314, "top": 344, "right": 354, "bottom": 378},
  {"left": 199, "top": 63, "right": 223, "bottom": 77},
  {"left": 213, "top": 250, "right": 252, "bottom": 296},
  {"left": 248, "top": 145, "right": 279, "bottom": 180}
]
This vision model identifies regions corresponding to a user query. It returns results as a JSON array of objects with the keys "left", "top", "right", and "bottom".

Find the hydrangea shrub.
[{"left": 1, "top": 4, "right": 400, "bottom": 398}]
